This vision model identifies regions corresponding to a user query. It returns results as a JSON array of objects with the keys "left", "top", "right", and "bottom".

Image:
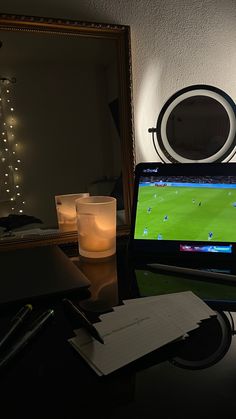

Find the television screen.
[{"left": 130, "top": 163, "right": 236, "bottom": 260}]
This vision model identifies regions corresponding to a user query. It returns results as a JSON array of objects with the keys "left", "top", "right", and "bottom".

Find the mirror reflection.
[
  {"left": 0, "top": 19, "right": 133, "bottom": 244},
  {"left": 166, "top": 96, "right": 230, "bottom": 160}
]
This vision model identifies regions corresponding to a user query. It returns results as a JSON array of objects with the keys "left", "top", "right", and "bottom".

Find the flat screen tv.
[{"left": 129, "top": 162, "right": 236, "bottom": 266}]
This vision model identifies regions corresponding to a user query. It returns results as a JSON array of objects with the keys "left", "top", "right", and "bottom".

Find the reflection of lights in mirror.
[
  {"left": 0, "top": 33, "right": 121, "bottom": 229},
  {"left": 0, "top": 77, "right": 25, "bottom": 216},
  {"left": 170, "top": 311, "right": 233, "bottom": 370},
  {"left": 149, "top": 85, "right": 236, "bottom": 163}
]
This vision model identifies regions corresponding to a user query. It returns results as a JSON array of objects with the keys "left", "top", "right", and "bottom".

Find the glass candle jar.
[{"left": 76, "top": 196, "right": 116, "bottom": 258}]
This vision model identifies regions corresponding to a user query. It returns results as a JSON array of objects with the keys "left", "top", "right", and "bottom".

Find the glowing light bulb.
[{"left": 5, "top": 173, "right": 8, "bottom": 176}]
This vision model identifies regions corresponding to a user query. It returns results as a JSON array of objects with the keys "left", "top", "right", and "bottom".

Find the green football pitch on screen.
[{"left": 134, "top": 185, "right": 236, "bottom": 242}]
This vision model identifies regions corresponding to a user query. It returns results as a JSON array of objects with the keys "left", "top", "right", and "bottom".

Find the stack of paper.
[{"left": 69, "top": 291, "right": 216, "bottom": 376}]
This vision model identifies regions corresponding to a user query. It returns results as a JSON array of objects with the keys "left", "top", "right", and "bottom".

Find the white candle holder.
[
  {"left": 55, "top": 193, "right": 89, "bottom": 232},
  {"left": 76, "top": 196, "right": 116, "bottom": 258}
]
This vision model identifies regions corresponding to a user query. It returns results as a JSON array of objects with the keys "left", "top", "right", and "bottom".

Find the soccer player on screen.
[
  {"left": 143, "top": 227, "right": 148, "bottom": 236},
  {"left": 208, "top": 231, "right": 213, "bottom": 241},
  {"left": 163, "top": 215, "right": 168, "bottom": 221}
]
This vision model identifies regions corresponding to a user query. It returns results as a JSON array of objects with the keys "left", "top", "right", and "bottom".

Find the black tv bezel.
[{"left": 129, "top": 162, "right": 236, "bottom": 266}]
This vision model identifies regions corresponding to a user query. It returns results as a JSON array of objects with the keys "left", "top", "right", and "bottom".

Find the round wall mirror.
[{"left": 150, "top": 85, "right": 236, "bottom": 163}]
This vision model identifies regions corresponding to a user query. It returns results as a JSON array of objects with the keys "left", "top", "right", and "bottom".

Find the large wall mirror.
[{"left": 0, "top": 14, "right": 135, "bottom": 250}]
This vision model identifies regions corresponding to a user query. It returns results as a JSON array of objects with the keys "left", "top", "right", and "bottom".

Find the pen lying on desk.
[
  {"left": 0, "top": 309, "right": 54, "bottom": 370},
  {"left": 147, "top": 262, "right": 236, "bottom": 282},
  {"left": 63, "top": 298, "right": 104, "bottom": 344},
  {"left": 0, "top": 303, "right": 33, "bottom": 351}
]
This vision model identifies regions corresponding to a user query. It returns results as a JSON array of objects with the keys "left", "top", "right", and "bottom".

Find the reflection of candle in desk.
[
  {"left": 75, "top": 255, "right": 119, "bottom": 312},
  {"left": 76, "top": 196, "right": 116, "bottom": 258}
]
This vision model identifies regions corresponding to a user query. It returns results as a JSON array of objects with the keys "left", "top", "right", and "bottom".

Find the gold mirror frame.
[{"left": 0, "top": 13, "right": 135, "bottom": 251}]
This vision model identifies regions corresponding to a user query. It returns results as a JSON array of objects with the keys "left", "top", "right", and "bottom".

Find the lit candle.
[
  {"left": 79, "top": 223, "right": 115, "bottom": 252},
  {"left": 76, "top": 196, "right": 116, "bottom": 258}
]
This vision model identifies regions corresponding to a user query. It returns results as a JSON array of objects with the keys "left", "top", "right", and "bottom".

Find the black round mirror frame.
[{"left": 152, "top": 85, "right": 236, "bottom": 163}]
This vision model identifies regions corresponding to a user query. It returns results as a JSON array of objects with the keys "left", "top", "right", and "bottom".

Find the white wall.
[{"left": 1, "top": 0, "right": 236, "bottom": 165}]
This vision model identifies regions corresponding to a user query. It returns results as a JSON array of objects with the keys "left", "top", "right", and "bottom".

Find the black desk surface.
[{"left": 1, "top": 238, "right": 236, "bottom": 418}]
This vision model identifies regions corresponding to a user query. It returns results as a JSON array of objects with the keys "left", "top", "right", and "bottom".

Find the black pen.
[
  {"left": 0, "top": 309, "right": 54, "bottom": 370},
  {"left": 63, "top": 298, "right": 104, "bottom": 344},
  {"left": 0, "top": 303, "right": 33, "bottom": 351}
]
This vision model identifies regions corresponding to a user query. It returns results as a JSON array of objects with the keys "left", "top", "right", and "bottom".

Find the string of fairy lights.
[{"left": 0, "top": 77, "right": 25, "bottom": 214}]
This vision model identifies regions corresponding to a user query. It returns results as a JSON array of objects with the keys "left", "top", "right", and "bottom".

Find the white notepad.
[{"left": 69, "top": 291, "right": 216, "bottom": 376}]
